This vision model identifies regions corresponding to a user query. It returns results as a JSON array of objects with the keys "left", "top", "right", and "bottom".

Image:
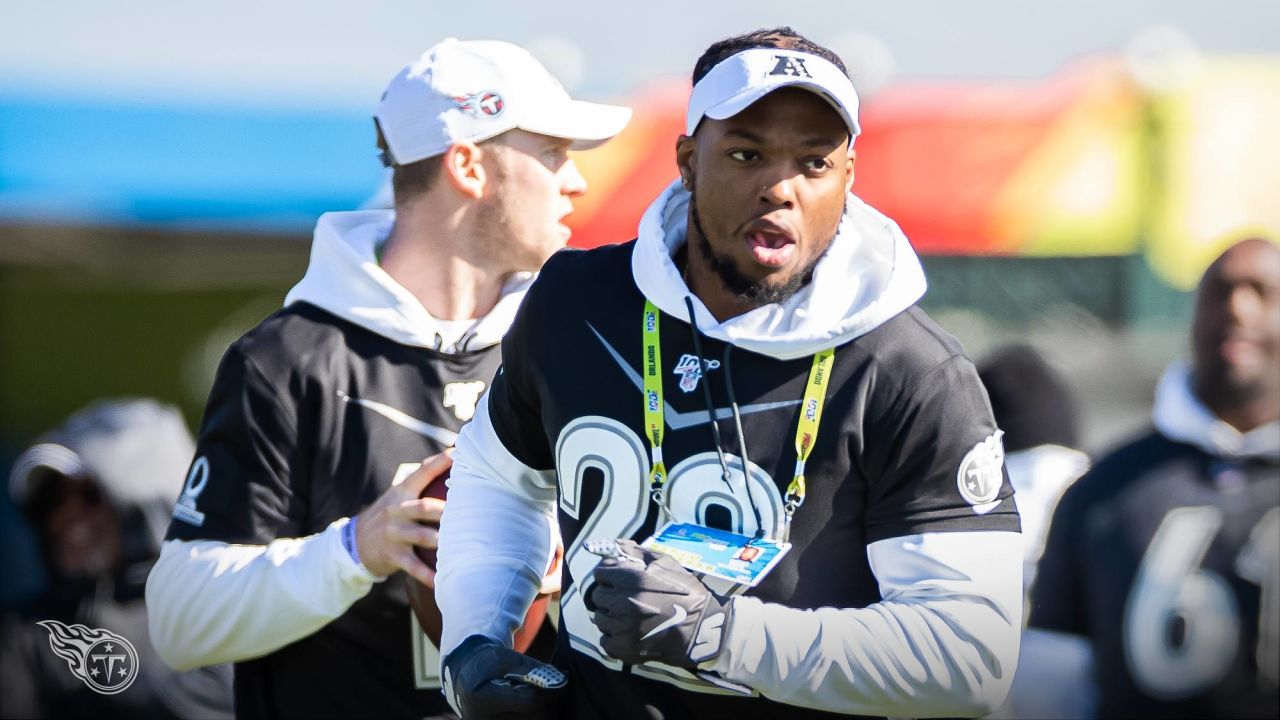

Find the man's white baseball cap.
[
  {"left": 375, "top": 38, "right": 632, "bottom": 165},
  {"left": 686, "top": 47, "right": 860, "bottom": 141}
]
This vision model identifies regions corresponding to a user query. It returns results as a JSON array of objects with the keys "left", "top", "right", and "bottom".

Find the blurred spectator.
[
  {"left": 0, "top": 399, "right": 232, "bottom": 719},
  {"left": 980, "top": 345, "right": 1092, "bottom": 719},
  {"left": 1017, "top": 238, "right": 1280, "bottom": 718},
  {"left": 978, "top": 344, "right": 1090, "bottom": 595}
]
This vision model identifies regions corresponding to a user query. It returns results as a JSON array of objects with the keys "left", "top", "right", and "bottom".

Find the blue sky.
[
  {"left": 4, "top": 0, "right": 1278, "bottom": 109},
  {"left": 3, "top": 0, "right": 1276, "bottom": 229}
]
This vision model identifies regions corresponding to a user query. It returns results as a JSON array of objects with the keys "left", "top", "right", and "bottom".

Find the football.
[{"left": 407, "top": 469, "right": 554, "bottom": 654}]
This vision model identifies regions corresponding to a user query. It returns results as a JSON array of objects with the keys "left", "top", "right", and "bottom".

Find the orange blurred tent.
[{"left": 567, "top": 54, "right": 1279, "bottom": 290}]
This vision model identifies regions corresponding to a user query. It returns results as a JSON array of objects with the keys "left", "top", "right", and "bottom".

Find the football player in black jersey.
[
  {"left": 1022, "top": 237, "right": 1280, "bottom": 718},
  {"left": 436, "top": 28, "right": 1023, "bottom": 719},
  {"left": 143, "top": 39, "right": 629, "bottom": 719}
]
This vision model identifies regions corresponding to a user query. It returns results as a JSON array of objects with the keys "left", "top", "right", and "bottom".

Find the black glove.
[
  {"left": 441, "top": 635, "right": 566, "bottom": 719},
  {"left": 588, "top": 539, "right": 733, "bottom": 668}
]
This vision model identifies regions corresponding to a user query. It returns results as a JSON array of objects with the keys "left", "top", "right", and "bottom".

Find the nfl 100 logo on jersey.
[{"left": 672, "top": 354, "right": 719, "bottom": 393}]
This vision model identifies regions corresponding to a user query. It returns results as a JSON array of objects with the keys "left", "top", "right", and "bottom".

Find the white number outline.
[
  {"left": 1123, "top": 505, "right": 1279, "bottom": 699},
  {"left": 1235, "top": 507, "right": 1279, "bottom": 686},
  {"left": 555, "top": 416, "right": 784, "bottom": 695},
  {"left": 393, "top": 461, "right": 442, "bottom": 690},
  {"left": 557, "top": 417, "right": 651, "bottom": 671}
]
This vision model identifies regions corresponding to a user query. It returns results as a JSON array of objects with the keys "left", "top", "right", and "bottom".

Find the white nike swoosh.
[
  {"left": 336, "top": 391, "right": 458, "bottom": 446},
  {"left": 642, "top": 604, "right": 687, "bottom": 640},
  {"left": 587, "top": 323, "right": 801, "bottom": 429}
]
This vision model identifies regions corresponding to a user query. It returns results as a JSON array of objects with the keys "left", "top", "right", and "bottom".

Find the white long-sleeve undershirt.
[
  {"left": 145, "top": 518, "right": 379, "bottom": 671},
  {"left": 435, "top": 402, "right": 1024, "bottom": 717}
]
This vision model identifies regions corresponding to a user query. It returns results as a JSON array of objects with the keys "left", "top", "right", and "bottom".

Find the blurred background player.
[
  {"left": 0, "top": 399, "right": 233, "bottom": 719},
  {"left": 144, "top": 39, "right": 629, "bottom": 719},
  {"left": 1021, "top": 237, "right": 1280, "bottom": 718},
  {"left": 978, "top": 344, "right": 1089, "bottom": 595},
  {"left": 979, "top": 345, "right": 1092, "bottom": 719}
]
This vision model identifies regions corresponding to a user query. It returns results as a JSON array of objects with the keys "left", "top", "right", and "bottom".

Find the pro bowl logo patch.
[
  {"left": 172, "top": 455, "right": 209, "bottom": 527},
  {"left": 37, "top": 620, "right": 139, "bottom": 695},
  {"left": 957, "top": 430, "right": 1005, "bottom": 515},
  {"left": 454, "top": 90, "right": 505, "bottom": 118}
]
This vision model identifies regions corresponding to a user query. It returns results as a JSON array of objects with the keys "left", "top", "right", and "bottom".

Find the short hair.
[
  {"left": 692, "top": 27, "right": 849, "bottom": 85},
  {"left": 374, "top": 120, "right": 444, "bottom": 202}
]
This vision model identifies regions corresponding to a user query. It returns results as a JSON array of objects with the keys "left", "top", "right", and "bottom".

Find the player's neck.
[{"left": 381, "top": 205, "right": 510, "bottom": 322}]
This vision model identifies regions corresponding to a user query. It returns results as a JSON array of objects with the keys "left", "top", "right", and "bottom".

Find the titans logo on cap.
[{"left": 454, "top": 91, "right": 505, "bottom": 118}]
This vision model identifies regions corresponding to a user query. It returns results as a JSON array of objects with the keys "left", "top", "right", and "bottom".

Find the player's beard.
[
  {"left": 688, "top": 190, "right": 831, "bottom": 306},
  {"left": 1195, "top": 354, "right": 1280, "bottom": 414}
]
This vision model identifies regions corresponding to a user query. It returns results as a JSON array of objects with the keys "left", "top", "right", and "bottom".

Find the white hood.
[
  {"left": 285, "top": 210, "right": 533, "bottom": 353},
  {"left": 1153, "top": 360, "right": 1280, "bottom": 459},
  {"left": 632, "top": 180, "right": 927, "bottom": 361}
]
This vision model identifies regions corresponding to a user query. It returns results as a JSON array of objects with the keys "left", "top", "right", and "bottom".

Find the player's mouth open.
[{"left": 745, "top": 227, "right": 796, "bottom": 267}]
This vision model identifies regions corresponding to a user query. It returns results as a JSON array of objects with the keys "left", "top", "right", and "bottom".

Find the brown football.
[{"left": 408, "top": 470, "right": 554, "bottom": 654}]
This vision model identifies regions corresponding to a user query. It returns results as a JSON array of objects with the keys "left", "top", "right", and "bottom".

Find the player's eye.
[
  {"left": 728, "top": 149, "right": 759, "bottom": 163},
  {"left": 544, "top": 146, "right": 570, "bottom": 169},
  {"left": 802, "top": 157, "right": 832, "bottom": 172}
]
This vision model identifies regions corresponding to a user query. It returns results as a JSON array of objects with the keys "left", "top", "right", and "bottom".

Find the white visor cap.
[
  {"left": 376, "top": 38, "right": 632, "bottom": 165},
  {"left": 686, "top": 48, "right": 860, "bottom": 141}
]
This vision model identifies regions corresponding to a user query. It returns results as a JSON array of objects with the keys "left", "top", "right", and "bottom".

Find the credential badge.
[{"left": 957, "top": 430, "right": 1005, "bottom": 514}]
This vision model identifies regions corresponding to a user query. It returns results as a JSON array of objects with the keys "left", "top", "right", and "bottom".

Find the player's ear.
[
  {"left": 844, "top": 147, "right": 856, "bottom": 193},
  {"left": 442, "top": 142, "right": 486, "bottom": 200},
  {"left": 675, "top": 135, "right": 697, "bottom": 191}
]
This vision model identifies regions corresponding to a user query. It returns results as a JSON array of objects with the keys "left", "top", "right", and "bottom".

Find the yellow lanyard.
[
  {"left": 640, "top": 300, "right": 834, "bottom": 533},
  {"left": 642, "top": 302, "right": 667, "bottom": 504},
  {"left": 786, "top": 347, "right": 834, "bottom": 519}
]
